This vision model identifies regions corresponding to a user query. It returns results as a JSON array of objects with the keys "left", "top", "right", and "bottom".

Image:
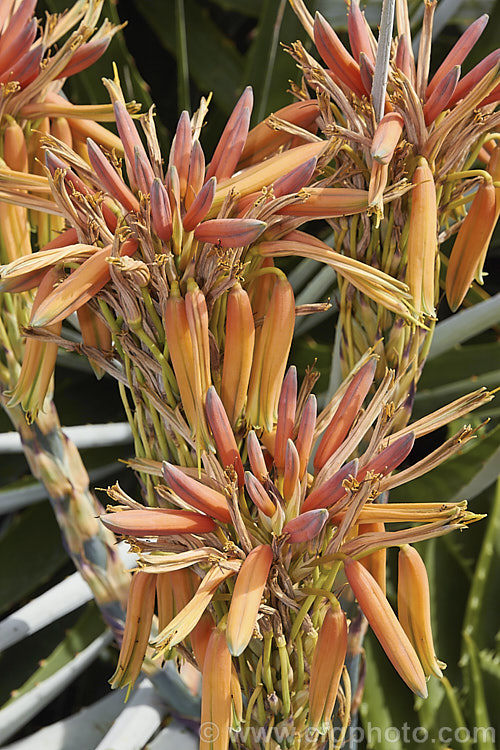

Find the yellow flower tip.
[
  {"left": 162, "top": 461, "right": 232, "bottom": 524},
  {"left": 344, "top": 558, "right": 428, "bottom": 699},
  {"left": 370, "top": 112, "right": 404, "bottom": 165},
  {"left": 282, "top": 508, "right": 329, "bottom": 544},
  {"left": 398, "top": 545, "right": 444, "bottom": 679},
  {"left": 101, "top": 508, "right": 217, "bottom": 536},
  {"left": 205, "top": 386, "right": 244, "bottom": 487},
  {"left": 194, "top": 218, "right": 266, "bottom": 248},
  {"left": 446, "top": 180, "right": 497, "bottom": 312},
  {"left": 226, "top": 544, "right": 273, "bottom": 656},
  {"left": 201, "top": 627, "right": 233, "bottom": 750},
  {"left": 309, "top": 601, "right": 348, "bottom": 734}
]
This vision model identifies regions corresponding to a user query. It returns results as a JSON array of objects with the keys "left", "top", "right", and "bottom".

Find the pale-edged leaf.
[
  {"left": 1, "top": 689, "right": 125, "bottom": 750},
  {"left": 94, "top": 678, "right": 168, "bottom": 750},
  {"left": 428, "top": 293, "right": 500, "bottom": 360},
  {"left": 0, "top": 604, "right": 110, "bottom": 745},
  {"left": 0, "top": 572, "right": 92, "bottom": 652}
]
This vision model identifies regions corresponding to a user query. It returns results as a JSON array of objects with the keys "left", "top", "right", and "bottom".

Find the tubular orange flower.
[
  {"left": 274, "top": 366, "right": 297, "bottom": 473},
  {"left": 398, "top": 544, "right": 444, "bottom": 678},
  {"left": 347, "top": 0, "right": 376, "bottom": 64},
  {"left": 314, "top": 358, "right": 377, "bottom": 472},
  {"left": 243, "top": 474, "right": 274, "bottom": 522},
  {"left": 406, "top": 159, "right": 437, "bottom": 316},
  {"left": 7, "top": 266, "right": 62, "bottom": 418},
  {"left": 426, "top": 14, "right": 489, "bottom": 98},
  {"left": 371, "top": 112, "right": 404, "bottom": 165},
  {"left": 344, "top": 558, "right": 428, "bottom": 698},
  {"left": 308, "top": 600, "right": 348, "bottom": 734},
  {"left": 220, "top": 282, "right": 255, "bottom": 427},
  {"left": 246, "top": 275, "right": 295, "bottom": 431},
  {"left": 295, "top": 394, "right": 317, "bottom": 480},
  {"left": 30, "top": 239, "right": 138, "bottom": 327},
  {"left": 283, "top": 508, "right": 329, "bottom": 544},
  {"left": 76, "top": 302, "right": 112, "bottom": 379},
  {"left": 100, "top": 508, "right": 217, "bottom": 536},
  {"left": 301, "top": 459, "right": 358, "bottom": 513},
  {"left": 110, "top": 571, "right": 156, "bottom": 693},
  {"left": 313, "top": 12, "right": 365, "bottom": 97},
  {"left": 283, "top": 439, "right": 300, "bottom": 505},
  {"left": 226, "top": 544, "right": 273, "bottom": 656},
  {"left": 194, "top": 218, "right": 266, "bottom": 248},
  {"left": 423, "top": 65, "right": 460, "bottom": 126},
  {"left": 205, "top": 386, "right": 244, "bottom": 487},
  {"left": 246, "top": 431, "right": 269, "bottom": 482},
  {"left": 153, "top": 564, "right": 239, "bottom": 653},
  {"left": 200, "top": 627, "right": 232, "bottom": 750},
  {"left": 162, "top": 461, "right": 231, "bottom": 524},
  {"left": 446, "top": 179, "right": 497, "bottom": 311}
]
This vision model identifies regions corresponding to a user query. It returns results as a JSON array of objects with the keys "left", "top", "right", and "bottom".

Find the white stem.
[{"left": 372, "top": 0, "right": 396, "bottom": 122}]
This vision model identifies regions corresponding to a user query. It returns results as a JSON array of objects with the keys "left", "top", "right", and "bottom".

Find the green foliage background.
[{"left": 1, "top": 1, "right": 499, "bottom": 747}]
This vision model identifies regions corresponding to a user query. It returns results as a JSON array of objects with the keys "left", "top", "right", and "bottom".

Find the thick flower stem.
[{"left": 2, "top": 395, "right": 130, "bottom": 640}]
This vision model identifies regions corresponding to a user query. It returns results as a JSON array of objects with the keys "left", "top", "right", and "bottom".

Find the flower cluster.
[
  {"left": 102, "top": 354, "right": 489, "bottom": 743},
  {"left": 0, "top": 1, "right": 497, "bottom": 748}
]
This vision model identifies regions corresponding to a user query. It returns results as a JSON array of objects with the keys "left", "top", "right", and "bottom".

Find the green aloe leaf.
[
  {"left": 461, "top": 634, "right": 496, "bottom": 750},
  {"left": 134, "top": 0, "right": 244, "bottom": 116},
  {"left": 462, "top": 481, "right": 500, "bottom": 653},
  {"left": 242, "top": 0, "right": 306, "bottom": 123}
]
